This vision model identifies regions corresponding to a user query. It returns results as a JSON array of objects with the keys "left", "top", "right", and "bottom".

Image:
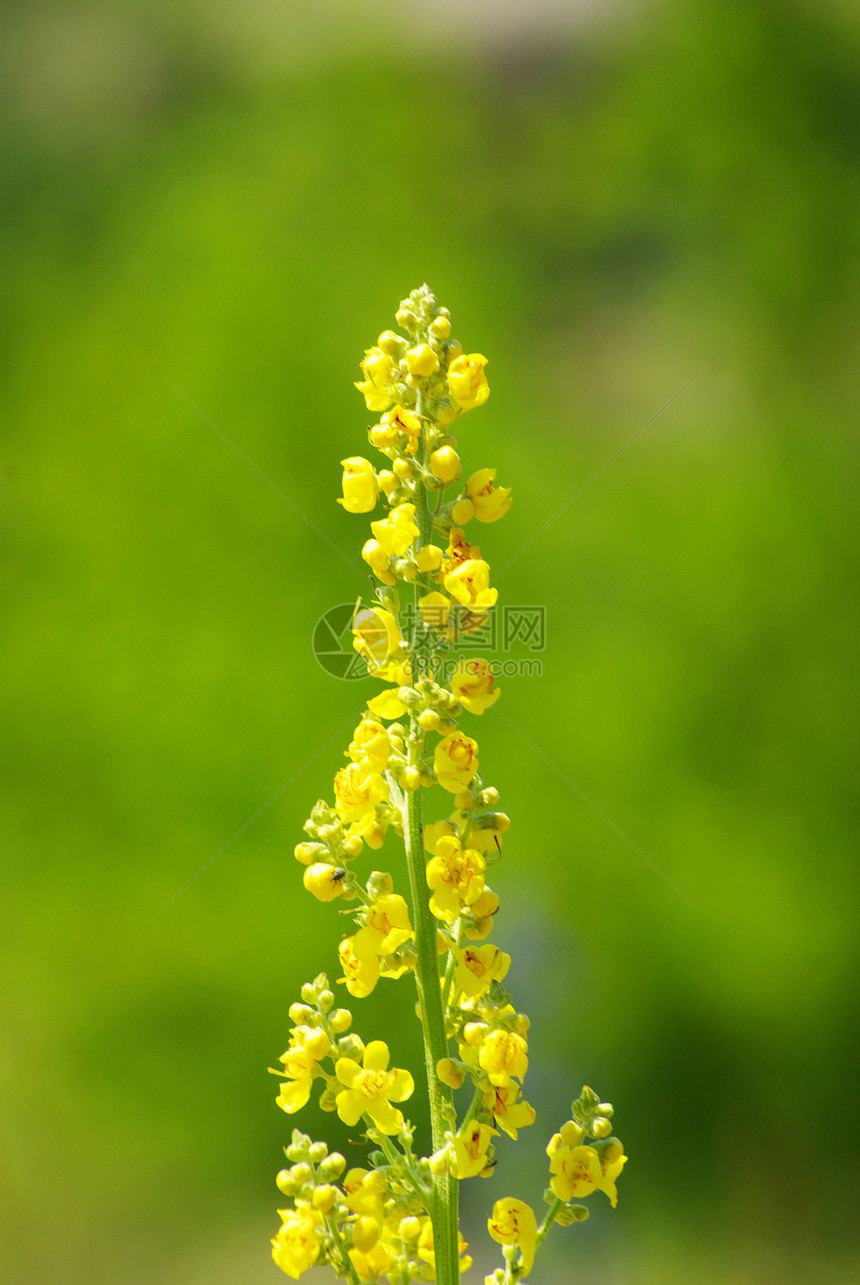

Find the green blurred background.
[{"left": 2, "top": 0, "right": 859, "bottom": 1280}]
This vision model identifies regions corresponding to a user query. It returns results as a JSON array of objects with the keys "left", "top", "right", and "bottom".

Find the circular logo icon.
[{"left": 312, "top": 603, "right": 367, "bottom": 680}]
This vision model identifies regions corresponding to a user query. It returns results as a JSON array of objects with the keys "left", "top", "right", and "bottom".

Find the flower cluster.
[{"left": 271, "top": 286, "right": 626, "bottom": 1284}]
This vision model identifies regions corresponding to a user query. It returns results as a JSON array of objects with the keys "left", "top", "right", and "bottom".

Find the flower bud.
[
  {"left": 312, "top": 1184, "right": 336, "bottom": 1213},
  {"left": 337, "top": 1034, "right": 365, "bottom": 1062},
  {"left": 341, "top": 834, "right": 363, "bottom": 859},
  {"left": 598, "top": 1137, "right": 625, "bottom": 1165},
  {"left": 430, "top": 314, "right": 452, "bottom": 340},
  {"left": 401, "top": 766, "right": 421, "bottom": 792},
  {"left": 318, "top": 1086, "right": 338, "bottom": 1112},
  {"left": 400, "top": 1216, "right": 422, "bottom": 1242},
  {"left": 393, "top": 457, "right": 415, "bottom": 479},
  {"left": 293, "top": 841, "right": 325, "bottom": 865},
  {"left": 480, "top": 787, "right": 500, "bottom": 808},
  {"left": 378, "top": 329, "right": 405, "bottom": 356},
  {"left": 290, "top": 1162, "right": 312, "bottom": 1186},
  {"left": 430, "top": 446, "right": 461, "bottom": 483},
  {"left": 317, "top": 988, "right": 335, "bottom": 1014},
  {"left": 329, "top": 1008, "right": 352, "bottom": 1034},
  {"left": 366, "top": 870, "right": 394, "bottom": 898},
  {"left": 590, "top": 1116, "right": 612, "bottom": 1139},
  {"left": 303, "top": 863, "right": 346, "bottom": 903},
  {"left": 437, "top": 1057, "right": 468, "bottom": 1089},
  {"left": 407, "top": 344, "right": 439, "bottom": 377},
  {"left": 454, "top": 789, "right": 474, "bottom": 811},
  {"left": 418, "top": 709, "right": 441, "bottom": 731},
  {"left": 319, "top": 1152, "right": 346, "bottom": 1180},
  {"left": 353, "top": 1216, "right": 380, "bottom": 1252},
  {"left": 463, "top": 1021, "right": 488, "bottom": 1047},
  {"left": 377, "top": 469, "right": 399, "bottom": 496},
  {"left": 276, "top": 1169, "right": 296, "bottom": 1195},
  {"left": 299, "top": 984, "right": 317, "bottom": 1005},
  {"left": 555, "top": 1203, "right": 589, "bottom": 1226},
  {"left": 289, "top": 1002, "right": 314, "bottom": 1025},
  {"left": 451, "top": 498, "right": 474, "bottom": 525}
]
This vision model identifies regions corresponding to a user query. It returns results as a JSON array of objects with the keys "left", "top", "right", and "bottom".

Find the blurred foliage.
[{"left": 1, "top": 0, "right": 859, "bottom": 1281}]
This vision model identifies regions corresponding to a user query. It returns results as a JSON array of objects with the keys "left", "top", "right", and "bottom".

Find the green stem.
[
  {"left": 327, "top": 1213, "right": 361, "bottom": 1285},
  {"left": 400, "top": 388, "right": 459, "bottom": 1285},
  {"left": 374, "top": 1132, "right": 430, "bottom": 1203},
  {"left": 535, "top": 1197, "right": 562, "bottom": 1251}
]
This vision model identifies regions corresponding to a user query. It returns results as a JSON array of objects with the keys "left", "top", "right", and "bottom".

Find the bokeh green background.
[{"left": 2, "top": 0, "right": 859, "bottom": 1281}]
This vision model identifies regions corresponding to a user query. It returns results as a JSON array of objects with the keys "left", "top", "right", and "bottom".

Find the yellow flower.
[
  {"left": 423, "top": 818, "right": 457, "bottom": 853},
  {"left": 434, "top": 731, "right": 479, "bottom": 792},
  {"left": 451, "top": 497, "right": 474, "bottom": 525},
  {"left": 466, "top": 467, "right": 512, "bottom": 523},
  {"left": 415, "top": 543, "right": 444, "bottom": 572},
  {"left": 349, "top": 1240, "right": 391, "bottom": 1282},
  {"left": 338, "top": 935, "right": 380, "bottom": 998},
  {"left": 334, "top": 762, "right": 388, "bottom": 823},
  {"left": 452, "top": 942, "right": 510, "bottom": 998},
  {"left": 335, "top": 1040, "right": 414, "bottom": 1135},
  {"left": 451, "top": 1120, "right": 498, "bottom": 1178},
  {"left": 370, "top": 503, "right": 419, "bottom": 558},
  {"left": 361, "top": 539, "right": 392, "bottom": 580},
  {"left": 443, "top": 558, "right": 498, "bottom": 610},
  {"left": 343, "top": 1167, "right": 386, "bottom": 1221},
  {"left": 352, "top": 608, "right": 403, "bottom": 672},
  {"left": 482, "top": 1084, "right": 536, "bottom": 1140},
  {"left": 478, "top": 1029, "right": 528, "bottom": 1087},
  {"left": 271, "top": 1203, "right": 324, "bottom": 1279},
  {"left": 547, "top": 1137, "right": 602, "bottom": 1201},
  {"left": 366, "top": 688, "right": 407, "bottom": 720},
  {"left": 448, "top": 353, "right": 489, "bottom": 411},
  {"left": 425, "top": 834, "right": 486, "bottom": 921},
  {"left": 348, "top": 718, "right": 391, "bottom": 774},
  {"left": 418, "top": 591, "right": 452, "bottom": 629},
  {"left": 352, "top": 894, "right": 413, "bottom": 959},
  {"left": 596, "top": 1147, "right": 628, "bottom": 1208},
  {"left": 417, "top": 1220, "right": 472, "bottom": 1274},
  {"left": 338, "top": 457, "right": 380, "bottom": 514},
  {"left": 355, "top": 348, "right": 396, "bottom": 412},
  {"left": 275, "top": 1026, "right": 330, "bottom": 1114},
  {"left": 487, "top": 1198, "right": 537, "bottom": 1276},
  {"left": 451, "top": 657, "right": 499, "bottom": 714}
]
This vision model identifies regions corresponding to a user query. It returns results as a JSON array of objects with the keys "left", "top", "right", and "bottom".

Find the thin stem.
[
  {"left": 399, "top": 386, "right": 459, "bottom": 1285},
  {"left": 374, "top": 1132, "right": 430, "bottom": 1203},
  {"left": 327, "top": 1213, "right": 361, "bottom": 1285},
  {"left": 535, "top": 1197, "right": 562, "bottom": 1250}
]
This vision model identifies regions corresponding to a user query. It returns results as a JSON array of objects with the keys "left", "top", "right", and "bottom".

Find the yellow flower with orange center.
[
  {"left": 334, "top": 761, "right": 387, "bottom": 823},
  {"left": 478, "top": 1029, "right": 529, "bottom": 1087},
  {"left": 487, "top": 1198, "right": 537, "bottom": 1276},
  {"left": 434, "top": 731, "right": 479, "bottom": 793},
  {"left": 271, "top": 1203, "right": 324, "bottom": 1279},
  {"left": 425, "top": 834, "right": 486, "bottom": 921},
  {"left": 482, "top": 1083, "right": 536, "bottom": 1140},
  {"left": 335, "top": 1040, "right": 414, "bottom": 1135},
  {"left": 466, "top": 467, "right": 512, "bottom": 523},
  {"left": 443, "top": 558, "right": 498, "bottom": 610},
  {"left": 448, "top": 352, "right": 489, "bottom": 411},
  {"left": 451, "top": 657, "right": 500, "bottom": 714}
]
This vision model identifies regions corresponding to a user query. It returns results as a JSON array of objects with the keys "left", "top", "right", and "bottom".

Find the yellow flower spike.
[
  {"left": 418, "top": 591, "right": 452, "bottom": 630},
  {"left": 338, "top": 457, "right": 380, "bottom": 514},
  {"left": 426, "top": 835, "right": 486, "bottom": 921},
  {"left": 302, "top": 862, "right": 347, "bottom": 903},
  {"left": 338, "top": 935, "right": 380, "bottom": 998},
  {"left": 370, "top": 503, "right": 420, "bottom": 558},
  {"left": 430, "top": 445, "right": 461, "bottom": 483},
  {"left": 483, "top": 1084, "right": 536, "bottom": 1140},
  {"left": 434, "top": 731, "right": 479, "bottom": 793},
  {"left": 335, "top": 1040, "right": 414, "bottom": 1135},
  {"left": 448, "top": 353, "right": 489, "bottom": 411},
  {"left": 352, "top": 607, "right": 403, "bottom": 668},
  {"left": 444, "top": 558, "right": 498, "bottom": 610},
  {"left": 355, "top": 347, "right": 396, "bottom": 412},
  {"left": 451, "top": 1120, "right": 498, "bottom": 1179},
  {"left": 334, "top": 762, "right": 387, "bottom": 824},
  {"left": 407, "top": 343, "right": 439, "bottom": 378},
  {"left": 271, "top": 1204, "right": 324, "bottom": 1279},
  {"left": 451, "top": 657, "right": 500, "bottom": 714},
  {"left": 487, "top": 1198, "right": 537, "bottom": 1276},
  {"left": 452, "top": 942, "right": 510, "bottom": 998},
  {"left": 478, "top": 1029, "right": 529, "bottom": 1087}
]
